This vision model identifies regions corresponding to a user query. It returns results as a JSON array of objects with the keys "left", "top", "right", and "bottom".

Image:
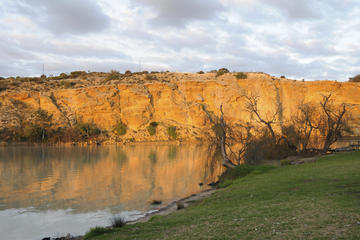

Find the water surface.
[{"left": 0, "top": 145, "right": 223, "bottom": 240}]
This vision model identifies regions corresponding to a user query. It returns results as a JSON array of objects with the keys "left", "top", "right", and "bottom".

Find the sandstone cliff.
[{"left": 0, "top": 72, "right": 359, "bottom": 143}]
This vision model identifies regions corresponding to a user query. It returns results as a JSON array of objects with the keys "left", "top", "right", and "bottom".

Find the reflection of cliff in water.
[{"left": 0, "top": 145, "right": 223, "bottom": 213}]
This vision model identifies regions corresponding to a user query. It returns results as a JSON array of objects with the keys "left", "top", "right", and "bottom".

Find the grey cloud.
[
  {"left": 133, "top": 0, "right": 224, "bottom": 27},
  {"left": 0, "top": 42, "right": 32, "bottom": 61},
  {"left": 15, "top": 0, "right": 110, "bottom": 35},
  {"left": 260, "top": 0, "right": 316, "bottom": 19},
  {"left": 16, "top": 36, "right": 129, "bottom": 59}
]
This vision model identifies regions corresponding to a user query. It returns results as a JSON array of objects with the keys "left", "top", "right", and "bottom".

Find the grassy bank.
[{"left": 87, "top": 152, "right": 360, "bottom": 240}]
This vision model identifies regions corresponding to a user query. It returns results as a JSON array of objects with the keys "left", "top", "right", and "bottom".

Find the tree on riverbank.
[{"left": 203, "top": 91, "right": 352, "bottom": 168}]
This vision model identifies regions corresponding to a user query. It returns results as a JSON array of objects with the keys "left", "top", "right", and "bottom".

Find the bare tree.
[
  {"left": 202, "top": 104, "right": 237, "bottom": 169},
  {"left": 293, "top": 103, "right": 320, "bottom": 152},
  {"left": 319, "top": 94, "right": 349, "bottom": 152},
  {"left": 244, "top": 93, "right": 279, "bottom": 141}
]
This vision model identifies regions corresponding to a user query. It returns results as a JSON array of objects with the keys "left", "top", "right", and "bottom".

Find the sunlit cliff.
[{"left": 0, "top": 72, "right": 359, "bottom": 143}]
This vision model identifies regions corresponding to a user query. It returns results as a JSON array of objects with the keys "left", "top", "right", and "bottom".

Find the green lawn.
[{"left": 88, "top": 152, "right": 360, "bottom": 240}]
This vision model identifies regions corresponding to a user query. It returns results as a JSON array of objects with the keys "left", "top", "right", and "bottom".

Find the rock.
[{"left": 177, "top": 201, "right": 184, "bottom": 210}]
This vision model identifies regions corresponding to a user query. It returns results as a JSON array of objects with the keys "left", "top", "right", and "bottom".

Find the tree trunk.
[
  {"left": 220, "top": 135, "right": 236, "bottom": 169},
  {"left": 219, "top": 105, "right": 236, "bottom": 169}
]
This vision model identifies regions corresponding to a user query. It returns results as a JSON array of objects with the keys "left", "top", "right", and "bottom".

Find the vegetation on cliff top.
[
  {"left": 86, "top": 152, "right": 360, "bottom": 239},
  {"left": 349, "top": 74, "right": 360, "bottom": 82}
]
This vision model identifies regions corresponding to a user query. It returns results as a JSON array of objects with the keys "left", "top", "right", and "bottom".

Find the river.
[{"left": 0, "top": 144, "right": 223, "bottom": 240}]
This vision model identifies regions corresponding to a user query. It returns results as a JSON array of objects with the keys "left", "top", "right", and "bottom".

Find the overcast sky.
[{"left": 0, "top": 0, "right": 359, "bottom": 81}]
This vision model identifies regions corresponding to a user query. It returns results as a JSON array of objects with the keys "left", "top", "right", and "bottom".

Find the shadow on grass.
[{"left": 218, "top": 164, "right": 276, "bottom": 188}]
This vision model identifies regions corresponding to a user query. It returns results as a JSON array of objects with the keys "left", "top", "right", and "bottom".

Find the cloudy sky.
[{"left": 0, "top": 0, "right": 359, "bottom": 81}]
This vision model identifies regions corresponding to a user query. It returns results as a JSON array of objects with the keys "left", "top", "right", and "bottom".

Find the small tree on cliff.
[{"left": 349, "top": 74, "right": 360, "bottom": 82}]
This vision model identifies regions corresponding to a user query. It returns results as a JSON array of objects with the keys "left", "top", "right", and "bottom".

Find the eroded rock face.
[{"left": 0, "top": 72, "right": 359, "bottom": 142}]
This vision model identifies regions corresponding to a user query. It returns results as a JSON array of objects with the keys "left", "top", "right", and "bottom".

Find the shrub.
[
  {"left": 22, "top": 124, "right": 44, "bottom": 141},
  {"left": 216, "top": 68, "right": 230, "bottom": 77},
  {"left": 280, "top": 75, "right": 286, "bottom": 79},
  {"left": 147, "top": 122, "right": 158, "bottom": 136},
  {"left": 40, "top": 74, "right": 47, "bottom": 79},
  {"left": 167, "top": 126, "right": 177, "bottom": 140},
  {"left": 110, "top": 216, "right": 126, "bottom": 228},
  {"left": 145, "top": 74, "right": 157, "bottom": 81},
  {"left": 70, "top": 71, "right": 86, "bottom": 78},
  {"left": 114, "top": 122, "right": 127, "bottom": 135},
  {"left": 197, "top": 71, "right": 204, "bottom": 74},
  {"left": 48, "top": 73, "right": 70, "bottom": 80},
  {"left": 107, "top": 70, "right": 121, "bottom": 80},
  {"left": 243, "top": 131, "right": 296, "bottom": 164},
  {"left": 235, "top": 72, "right": 247, "bottom": 79},
  {"left": 83, "top": 227, "right": 115, "bottom": 240},
  {"left": 75, "top": 123, "right": 101, "bottom": 141},
  {"left": 125, "top": 70, "right": 132, "bottom": 75},
  {"left": 280, "top": 159, "right": 292, "bottom": 166},
  {"left": 349, "top": 74, "right": 360, "bottom": 82},
  {"left": 60, "top": 81, "right": 75, "bottom": 88}
]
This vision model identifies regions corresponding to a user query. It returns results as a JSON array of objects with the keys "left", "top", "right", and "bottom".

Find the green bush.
[
  {"left": 70, "top": 71, "right": 86, "bottom": 78},
  {"left": 216, "top": 68, "right": 230, "bottom": 77},
  {"left": 147, "top": 122, "right": 158, "bottom": 136},
  {"left": 114, "top": 122, "right": 127, "bottom": 135},
  {"left": 235, "top": 72, "right": 247, "bottom": 79},
  {"left": 48, "top": 73, "right": 70, "bottom": 80},
  {"left": 145, "top": 74, "right": 157, "bottom": 81},
  {"left": 167, "top": 126, "right": 177, "bottom": 140},
  {"left": 60, "top": 81, "right": 76, "bottom": 88},
  {"left": 107, "top": 70, "right": 121, "bottom": 80},
  {"left": 75, "top": 123, "right": 101, "bottom": 141},
  {"left": 83, "top": 227, "right": 115, "bottom": 240},
  {"left": 110, "top": 216, "right": 126, "bottom": 228},
  {"left": 59, "top": 73, "right": 69, "bottom": 79},
  {"left": 23, "top": 124, "right": 44, "bottom": 141},
  {"left": 280, "top": 159, "right": 292, "bottom": 166},
  {"left": 349, "top": 74, "right": 360, "bottom": 82}
]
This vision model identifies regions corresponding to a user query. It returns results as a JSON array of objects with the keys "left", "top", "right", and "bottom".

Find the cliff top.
[{"left": 0, "top": 71, "right": 352, "bottom": 94}]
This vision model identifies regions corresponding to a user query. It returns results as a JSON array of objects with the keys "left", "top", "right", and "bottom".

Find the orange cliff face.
[{"left": 0, "top": 72, "right": 359, "bottom": 142}]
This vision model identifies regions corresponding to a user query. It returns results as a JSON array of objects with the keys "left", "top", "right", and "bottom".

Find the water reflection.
[{"left": 0, "top": 144, "right": 223, "bottom": 239}]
